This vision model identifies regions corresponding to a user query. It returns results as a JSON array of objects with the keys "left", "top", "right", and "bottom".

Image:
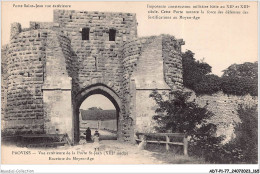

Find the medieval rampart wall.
[
  {"left": 3, "top": 23, "right": 73, "bottom": 135},
  {"left": 4, "top": 28, "right": 47, "bottom": 134},
  {"left": 2, "top": 10, "right": 187, "bottom": 142},
  {"left": 191, "top": 91, "right": 258, "bottom": 142}
]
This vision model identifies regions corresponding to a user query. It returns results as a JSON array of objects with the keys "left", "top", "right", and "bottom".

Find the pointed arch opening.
[{"left": 73, "top": 84, "right": 122, "bottom": 144}]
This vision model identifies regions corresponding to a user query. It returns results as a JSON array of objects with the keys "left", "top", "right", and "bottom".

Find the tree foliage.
[
  {"left": 182, "top": 51, "right": 211, "bottom": 89},
  {"left": 88, "top": 107, "right": 103, "bottom": 110},
  {"left": 233, "top": 104, "right": 258, "bottom": 163},
  {"left": 149, "top": 90, "right": 215, "bottom": 135},
  {"left": 222, "top": 62, "right": 258, "bottom": 79},
  {"left": 182, "top": 50, "right": 221, "bottom": 95},
  {"left": 221, "top": 62, "right": 258, "bottom": 96},
  {"left": 150, "top": 90, "right": 224, "bottom": 162},
  {"left": 193, "top": 74, "right": 221, "bottom": 95},
  {"left": 182, "top": 50, "right": 258, "bottom": 96}
]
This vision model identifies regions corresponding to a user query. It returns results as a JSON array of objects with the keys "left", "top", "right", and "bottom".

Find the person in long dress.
[
  {"left": 85, "top": 127, "right": 92, "bottom": 142},
  {"left": 93, "top": 130, "right": 100, "bottom": 143}
]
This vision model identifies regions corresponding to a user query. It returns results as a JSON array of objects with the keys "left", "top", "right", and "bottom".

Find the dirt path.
[{"left": 69, "top": 140, "right": 165, "bottom": 164}]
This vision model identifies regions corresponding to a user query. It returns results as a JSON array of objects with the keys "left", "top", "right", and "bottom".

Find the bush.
[
  {"left": 221, "top": 76, "right": 257, "bottom": 96},
  {"left": 189, "top": 134, "right": 244, "bottom": 164},
  {"left": 233, "top": 104, "right": 258, "bottom": 163},
  {"left": 149, "top": 90, "right": 214, "bottom": 135},
  {"left": 150, "top": 90, "right": 225, "bottom": 162},
  {"left": 149, "top": 90, "right": 258, "bottom": 163},
  {"left": 182, "top": 50, "right": 214, "bottom": 95},
  {"left": 194, "top": 74, "right": 221, "bottom": 95},
  {"left": 189, "top": 104, "right": 258, "bottom": 164}
]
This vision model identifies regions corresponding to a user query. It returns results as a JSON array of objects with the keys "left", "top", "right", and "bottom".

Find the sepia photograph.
[{"left": 0, "top": 0, "right": 258, "bottom": 173}]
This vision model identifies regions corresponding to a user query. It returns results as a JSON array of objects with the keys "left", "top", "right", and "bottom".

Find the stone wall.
[
  {"left": 122, "top": 35, "right": 184, "bottom": 135},
  {"left": 122, "top": 35, "right": 184, "bottom": 92},
  {"left": 121, "top": 38, "right": 141, "bottom": 141},
  {"left": 2, "top": 10, "right": 186, "bottom": 143},
  {"left": 10, "top": 23, "right": 21, "bottom": 39},
  {"left": 53, "top": 10, "right": 138, "bottom": 96},
  {"left": 8, "top": 10, "right": 250, "bottom": 144},
  {"left": 30, "top": 21, "right": 60, "bottom": 30},
  {"left": 1, "top": 45, "right": 9, "bottom": 130},
  {"left": 188, "top": 90, "right": 258, "bottom": 142},
  {"left": 53, "top": 10, "right": 141, "bottom": 142},
  {"left": 42, "top": 30, "right": 73, "bottom": 139},
  {"left": 4, "top": 28, "right": 48, "bottom": 134},
  {"left": 134, "top": 88, "right": 258, "bottom": 143},
  {"left": 51, "top": 10, "right": 140, "bottom": 142},
  {"left": 3, "top": 22, "right": 74, "bottom": 135},
  {"left": 162, "top": 35, "right": 184, "bottom": 90},
  {"left": 133, "top": 36, "right": 170, "bottom": 89},
  {"left": 43, "top": 90, "right": 73, "bottom": 138},
  {"left": 135, "top": 90, "right": 171, "bottom": 133}
]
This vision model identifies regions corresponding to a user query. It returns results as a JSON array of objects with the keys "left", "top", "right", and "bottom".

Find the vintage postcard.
[{"left": 1, "top": 0, "right": 259, "bottom": 173}]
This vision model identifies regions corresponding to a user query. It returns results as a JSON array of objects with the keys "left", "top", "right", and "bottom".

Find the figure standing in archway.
[
  {"left": 93, "top": 130, "right": 100, "bottom": 142},
  {"left": 86, "top": 127, "right": 92, "bottom": 142}
]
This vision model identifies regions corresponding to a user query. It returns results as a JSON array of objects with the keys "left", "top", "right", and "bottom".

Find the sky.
[
  {"left": 1, "top": 1, "right": 258, "bottom": 109},
  {"left": 80, "top": 94, "right": 115, "bottom": 110}
]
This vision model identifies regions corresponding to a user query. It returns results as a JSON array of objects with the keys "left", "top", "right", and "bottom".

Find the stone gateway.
[{"left": 1, "top": 10, "right": 184, "bottom": 144}]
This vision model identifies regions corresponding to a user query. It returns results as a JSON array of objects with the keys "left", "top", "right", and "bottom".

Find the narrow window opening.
[
  {"left": 70, "top": 15, "right": 72, "bottom": 19},
  {"left": 109, "top": 29, "right": 116, "bottom": 41},
  {"left": 35, "top": 23, "right": 39, "bottom": 29},
  {"left": 39, "top": 58, "right": 41, "bottom": 61},
  {"left": 38, "top": 33, "right": 40, "bottom": 37},
  {"left": 82, "top": 28, "right": 90, "bottom": 40},
  {"left": 123, "top": 18, "right": 125, "bottom": 21},
  {"left": 94, "top": 57, "right": 98, "bottom": 71}
]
